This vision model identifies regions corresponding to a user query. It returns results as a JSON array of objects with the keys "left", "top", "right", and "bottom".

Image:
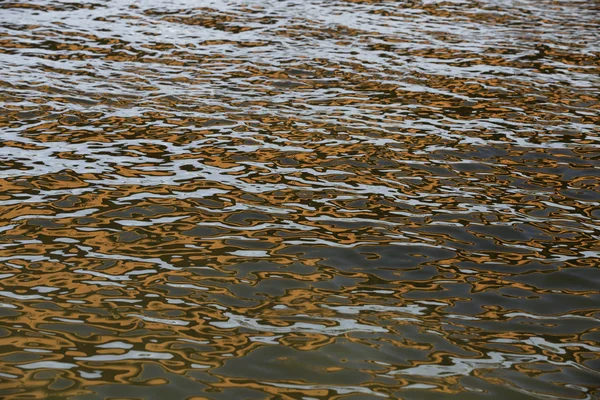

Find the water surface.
[{"left": 0, "top": 0, "right": 599, "bottom": 398}]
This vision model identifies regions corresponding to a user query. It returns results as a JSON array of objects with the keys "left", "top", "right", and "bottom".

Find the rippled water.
[{"left": 1, "top": 0, "right": 599, "bottom": 398}]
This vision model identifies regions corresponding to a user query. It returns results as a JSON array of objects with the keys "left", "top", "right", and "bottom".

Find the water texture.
[{"left": 0, "top": 0, "right": 599, "bottom": 398}]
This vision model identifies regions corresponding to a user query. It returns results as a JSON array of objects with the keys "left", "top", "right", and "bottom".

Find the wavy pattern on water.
[{"left": 0, "top": 0, "right": 599, "bottom": 398}]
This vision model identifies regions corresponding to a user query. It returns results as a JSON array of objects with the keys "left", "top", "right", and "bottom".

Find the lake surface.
[{"left": 0, "top": 0, "right": 599, "bottom": 398}]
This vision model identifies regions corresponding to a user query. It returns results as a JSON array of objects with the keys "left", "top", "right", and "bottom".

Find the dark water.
[{"left": 1, "top": 0, "right": 599, "bottom": 398}]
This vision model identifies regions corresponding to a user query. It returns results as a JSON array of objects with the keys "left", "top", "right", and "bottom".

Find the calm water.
[{"left": 0, "top": 0, "right": 599, "bottom": 398}]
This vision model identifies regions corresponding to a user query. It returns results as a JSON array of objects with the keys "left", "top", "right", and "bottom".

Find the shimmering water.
[{"left": 0, "top": 0, "right": 599, "bottom": 398}]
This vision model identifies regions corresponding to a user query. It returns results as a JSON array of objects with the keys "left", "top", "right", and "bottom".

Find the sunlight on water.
[{"left": 0, "top": 0, "right": 599, "bottom": 398}]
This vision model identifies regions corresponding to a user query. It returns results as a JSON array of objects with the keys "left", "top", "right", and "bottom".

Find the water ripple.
[{"left": 0, "top": 0, "right": 599, "bottom": 398}]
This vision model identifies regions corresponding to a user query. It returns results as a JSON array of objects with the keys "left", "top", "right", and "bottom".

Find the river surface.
[{"left": 0, "top": 0, "right": 599, "bottom": 399}]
